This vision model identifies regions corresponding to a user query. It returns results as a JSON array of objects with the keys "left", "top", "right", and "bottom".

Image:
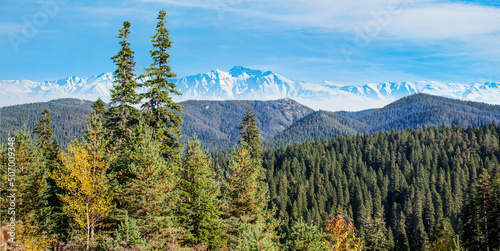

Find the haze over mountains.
[{"left": 3, "top": 66, "right": 500, "bottom": 111}]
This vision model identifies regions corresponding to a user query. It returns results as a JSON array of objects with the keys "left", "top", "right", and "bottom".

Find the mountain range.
[
  {"left": 3, "top": 94, "right": 500, "bottom": 150},
  {"left": 3, "top": 66, "right": 500, "bottom": 111}
]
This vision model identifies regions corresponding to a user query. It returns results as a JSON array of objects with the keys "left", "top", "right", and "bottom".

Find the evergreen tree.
[
  {"left": 394, "top": 232, "right": 410, "bottom": 251},
  {"left": 113, "top": 119, "right": 180, "bottom": 249},
  {"left": 177, "top": 138, "right": 225, "bottom": 249},
  {"left": 141, "top": 9, "right": 183, "bottom": 160},
  {"left": 91, "top": 98, "right": 106, "bottom": 119},
  {"left": 33, "top": 108, "right": 68, "bottom": 240},
  {"left": 238, "top": 106, "right": 263, "bottom": 159},
  {"left": 462, "top": 169, "right": 496, "bottom": 251},
  {"left": 1, "top": 127, "right": 55, "bottom": 249},
  {"left": 107, "top": 21, "right": 141, "bottom": 139},
  {"left": 285, "top": 218, "right": 327, "bottom": 251},
  {"left": 363, "top": 210, "right": 390, "bottom": 251},
  {"left": 222, "top": 142, "right": 276, "bottom": 247},
  {"left": 428, "top": 218, "right": 458, "bottom": 251},
  {"left": 236, "top": 216, "right": 280, "bottom": 251},
  {"left": 33, "top": 108, "right": 59, "bottom": 163}
]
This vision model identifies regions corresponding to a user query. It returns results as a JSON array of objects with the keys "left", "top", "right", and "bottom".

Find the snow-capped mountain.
[{"left": 2, "top": 66, "right": 500, "bottom": 111}]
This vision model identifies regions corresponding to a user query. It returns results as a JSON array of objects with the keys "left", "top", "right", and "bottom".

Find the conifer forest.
[{"left": 2, "top": 10, "right": 500, "bottom": 251}]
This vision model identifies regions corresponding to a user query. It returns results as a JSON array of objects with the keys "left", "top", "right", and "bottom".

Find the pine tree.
[
  {"left": 91, "top": 98, "right": 106, "bottom": 119},
  {"left": 222, "top": 142, "right": 276, "bottom": 247},
  {"left": 462, "top": 169, "right": 495, "bottom": 251},
  {"left": 428, "top": 218, "right": 458, "bottom": 250},
  {"left": 51, "top": 114, "right": 116, "bottom": 250},
  {"left": 33, "top": 108, "right": 67, "bottom": 240},
  {"left": 107, "top": 21, "right": 141, "bottom": 139},
  {"left": 177, "top": 138, "right": 225, "bottom": 249},
  {"left": 363, "top": 210, "right": 390, "bottom": 251},
  {"left": 394, "top": 232, "right": 410, "bottom": 251},
  {"left": 285, "top": 218, "right": 327, "bottom": 251},
  {"left": 1, "top": 127, "right": 55, "bottom": 249},
  {"left": 236, "top": 216, "right": 280, "bottom": 251},
  {"left": 113, "top": 119, "right": 180, "bottom": 249},
  {"left": 238, "top": 106, "right": 263, "bottom": 160},
  {"left": 141, "top": 10, "right": 183, "bottom": 160}
]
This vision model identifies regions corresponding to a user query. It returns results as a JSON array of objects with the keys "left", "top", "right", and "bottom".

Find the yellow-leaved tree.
[{"left": 51, "top": 114, "right": 116, "bottom": 250}]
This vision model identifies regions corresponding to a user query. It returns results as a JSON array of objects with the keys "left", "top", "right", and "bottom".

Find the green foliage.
[
  {"left": 112, "top": 119, "right": 180, "bottom": 248},
  {"left": 363, "top": 210, "right": 390, "bottom": 251},
  {"left": 264, "top": 123, "right": 500, "bottom": 251},
  {"left": 285, "top": 218, "right": 327, "bottom": 251},
  {"left": 428, "top": 218, "right": 457, "bottom": 250},
  {"left": 0, "top": 98, "right": 94, "bottom": 148},
  {"left": 181, "top": 99, "right": 314, "bottom": 150},
  {"left": 33, "top": 108, "right": 68, "bottom": 240},
  {"left": 236, "top": 216, "right": 280, "bottom": 251},
  {"left": 91, "top": 98, "right": 106, "bottom": 119},
  {"left": 1, "top": 127, "right": 56, "bottom": 249},
  {"left": 462, "top": 169, "right": 500, "bottom": 251},
  {"left": 238, "top": 106, "right": 264, "bottom": 159},
  {"left": 177, "top": 138, "right": 225, "bottom": 249},
  {"left": 394, "top": 233, "right": 410, "bottom": 251},
  {"left": 107, "top": 21, "right": 141, "bottom": 139},
  {"left": 140, "top": 10, "right": 183, "bottom": 160}
]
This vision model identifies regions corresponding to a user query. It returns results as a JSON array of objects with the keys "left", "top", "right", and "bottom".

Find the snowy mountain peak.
[
  {"left": 2, "top": 66, "right": 500, "bottom": 111},
  {"left": 229, "top": 66, "right": 265, "bottom": 77}
]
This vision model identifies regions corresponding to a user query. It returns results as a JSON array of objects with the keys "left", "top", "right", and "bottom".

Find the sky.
[{"left": 1, "top": 0, "right": 500, "bottom": 85}]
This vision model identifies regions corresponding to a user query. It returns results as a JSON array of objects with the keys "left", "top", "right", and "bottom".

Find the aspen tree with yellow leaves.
[{"left": 52, "top": 114, "right": 116, "bottom": 250}]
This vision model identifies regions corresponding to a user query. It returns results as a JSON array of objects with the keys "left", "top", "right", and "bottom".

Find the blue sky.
[{"left": 1, "top": 0, "right": 500, "bottom": 85}]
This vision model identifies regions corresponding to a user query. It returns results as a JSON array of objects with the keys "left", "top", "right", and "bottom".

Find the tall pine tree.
[
  {"left": 177, "top": 138, "right": 225, "bottom": 249},
  {"left": 107, "top": 21, "right": 141, "bottom": 139},
  {"left": 238, "top": 106, "right": 263, "bottom": 160},
  {"left": 33, "top": 108, "right": 68, "bottom": 240},
  {"left": 112, "top": 119, "right": 180, "bottom": 249},
  {"left": 141, "top": 10, "right": 183, "bottom": 160}
]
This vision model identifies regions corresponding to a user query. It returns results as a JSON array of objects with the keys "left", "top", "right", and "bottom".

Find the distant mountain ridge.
[
  {"left": 3, "top": 94, "right": 500, "bottom": 149},
  {"left": 3, "top": 66, "right": 500, "bottom": 111},
  {"left": 270, "top": 93, "right": 500, "bottom": 146}
]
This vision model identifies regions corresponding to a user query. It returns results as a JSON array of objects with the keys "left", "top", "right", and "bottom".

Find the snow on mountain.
[{"left": 2, "top": 66, "right": 500, "bottom": 111}]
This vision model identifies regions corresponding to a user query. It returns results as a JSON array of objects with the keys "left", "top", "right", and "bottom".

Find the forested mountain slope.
[
  {"left": 0, "top": 98, "right": 94, "bottom": 148},
  {"left": 267, "top": 110, "right": 370, "bottom": 148},
  {"left": 271, "top": 93, "right": 500, "bottom": 146},
  {"left": 1, "top": 98, "right": 314, "bottom": 150},
  {"left": 264, "top": 123, "right": 500, "bottom": 250},
  {"left": 180, "top": 98, "right": 314, "bottom": 149},
  {"left": 344, "top": 93, "right": 500, "bottom": 131}
]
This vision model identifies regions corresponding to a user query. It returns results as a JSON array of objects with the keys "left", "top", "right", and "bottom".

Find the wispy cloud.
[
  {"left": 0, "top": 23, "right": 23, "bottom": 34},
  {"left": 80, "top": 6, "right": 157, "bottom": 18}
]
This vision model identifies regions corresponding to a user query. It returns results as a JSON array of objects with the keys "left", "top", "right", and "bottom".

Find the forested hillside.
[
  {"left": 0, "top": 98, "right": 94, "bottom": 148},
  {"left": 267, "top": 110, "right": 369, "bottom": 148},
  {"left": 180, "top": 99, "right": 314, "bottom": 149},
  {"left": 343, "top": 93, "right": 500, "bottom": 131},
  {"left": 264, "top": 123, "right": 500, "bottom": 250},
  {"left": 272, "top": 93, "right": 500, "bottom": 146}
]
